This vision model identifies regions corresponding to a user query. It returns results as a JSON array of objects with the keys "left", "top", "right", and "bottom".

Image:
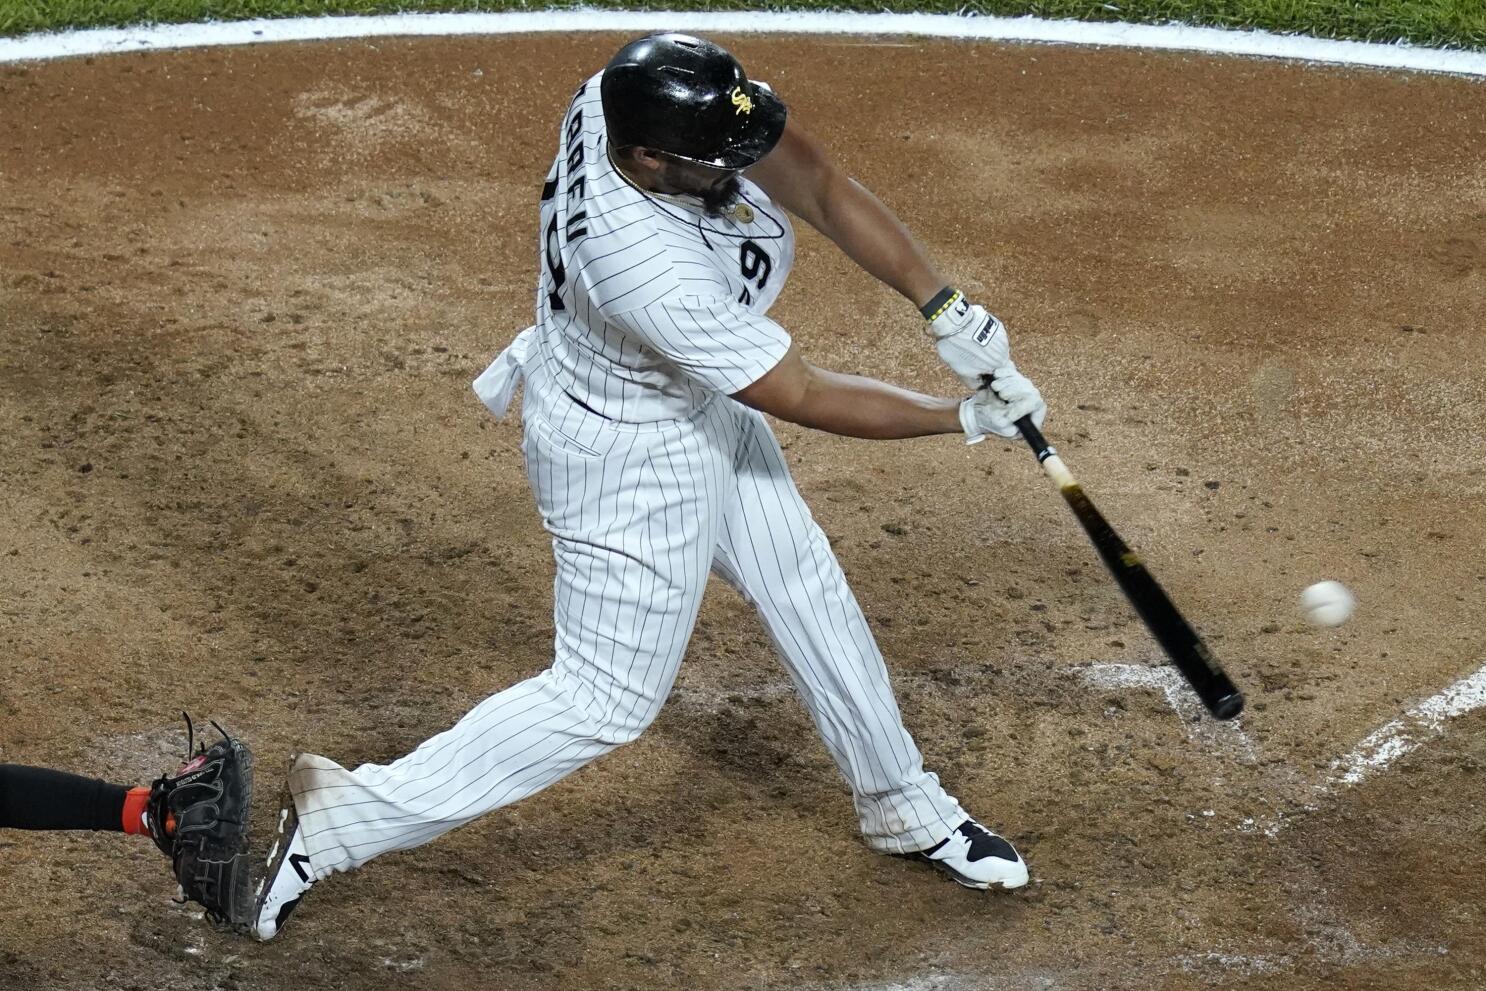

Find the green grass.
[{"left": 1, "top": 0, "right": 1483, "bottom": 50}]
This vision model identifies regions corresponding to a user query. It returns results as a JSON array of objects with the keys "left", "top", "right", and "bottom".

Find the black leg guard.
[{"left": 0, "top": 764, "right": 129, "bottom": 831}]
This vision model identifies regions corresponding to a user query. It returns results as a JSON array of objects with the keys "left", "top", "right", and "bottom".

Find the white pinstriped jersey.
[
  {"left": 530, "top": 73, "right": 797, "bottom": 423},
  {"left": 281, "top": 68, "right": 969, "bottom": 887}
]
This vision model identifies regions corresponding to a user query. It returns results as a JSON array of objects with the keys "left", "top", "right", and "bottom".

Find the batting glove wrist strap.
[
  {"left": 920, "top": 286, "right": 961, "bottom": 324},
  {"left": 927, "top": 288, "right": 1013, "bottom": 391}
]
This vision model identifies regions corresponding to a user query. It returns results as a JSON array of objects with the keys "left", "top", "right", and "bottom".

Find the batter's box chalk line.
[
  {"left": 1080, "top": 662, "right": 1259, "bottom": 762},
  {"left": 1081, "top": 660, "right": 1486, "bottom": 836},
  {"left": 1323, "top": 664, "right": 1486, "bottom": 788}
]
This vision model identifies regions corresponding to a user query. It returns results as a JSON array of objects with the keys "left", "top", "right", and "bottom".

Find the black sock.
[{"left": 0, "top": 764, "right": 130, "bottom": 831}]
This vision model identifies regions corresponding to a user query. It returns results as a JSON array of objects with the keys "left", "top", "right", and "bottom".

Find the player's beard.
[
  {"left": 657, "top": 160, "right": 742, "bottom": 218},
  {"left": 698, "top": 175, "right": 743, "bottom": 218}
]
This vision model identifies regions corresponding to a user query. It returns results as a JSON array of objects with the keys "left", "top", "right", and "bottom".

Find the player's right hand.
[
  {"left": 925, "top": 290, "right": 1012, "bottom": 390},
  {"left": 957, "top": 363, "right": 1046, "bottom": 444}
]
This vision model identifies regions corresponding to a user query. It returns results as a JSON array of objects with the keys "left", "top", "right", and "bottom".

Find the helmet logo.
[{"left": 730, "top": 86, "right": 754, "bottom": 116}]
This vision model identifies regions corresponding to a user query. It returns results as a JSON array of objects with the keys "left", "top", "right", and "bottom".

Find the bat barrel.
[{"left": 1012, "top": 416, "right": 1246, "bottom": 722}]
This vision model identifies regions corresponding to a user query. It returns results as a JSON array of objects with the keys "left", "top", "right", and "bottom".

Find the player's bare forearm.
[
  {"left": 748, "top": 118, "right": 944, "bottom": 309},
  {"left": 797, "top": 366, "right": 960, "bottom": 439},
  {"left": 735, "top": 346, "right": 960, "bottom": 440},
  {"left": 815, "top": 177, "right": 945, "bottom": 309}
]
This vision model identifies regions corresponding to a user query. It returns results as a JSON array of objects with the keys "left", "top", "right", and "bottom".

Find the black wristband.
[{"left": 919, "top": 286, "right": 960, "bottom": 322}]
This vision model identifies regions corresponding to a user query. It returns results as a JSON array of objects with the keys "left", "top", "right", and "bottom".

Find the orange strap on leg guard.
[{"left": 122, "top": 786, "right": 151, "bottom": 836}]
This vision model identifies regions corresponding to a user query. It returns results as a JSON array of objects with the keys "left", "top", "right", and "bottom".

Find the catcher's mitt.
[{"left": 147, "top": 714, "right": 254, "bottom": 925}]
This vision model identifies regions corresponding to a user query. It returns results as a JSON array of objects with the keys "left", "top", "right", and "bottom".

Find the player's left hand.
[
  {"left": 958, "top": 363, "right": 1047, "bottom": 443},
  {"left": 925, "top": 290, "right": 1011, "bottom": 390}
]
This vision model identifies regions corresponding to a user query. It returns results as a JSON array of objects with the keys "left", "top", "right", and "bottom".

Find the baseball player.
[
  {"left": 252, "top": 33, "right": 1047, "bottom": 940},
  {"left": 1, "top": 717, "right": 254, "bottom": 923}
]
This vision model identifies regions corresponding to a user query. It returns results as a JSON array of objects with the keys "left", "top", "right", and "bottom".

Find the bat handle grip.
[
  {"left": 1015, "top": 416, "right": 1078, "bottom": 489},
  {"left": 983, "top": 369, "right": 1052, "bottom": 461},
  {"left": 1015, "top": 416, "right": 1053, "bottom": 461}
]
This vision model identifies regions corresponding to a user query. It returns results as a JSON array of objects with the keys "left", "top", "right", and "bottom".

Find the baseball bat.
[{"left": 1013, "top": 416, "right": 1244, "bottom": 720}]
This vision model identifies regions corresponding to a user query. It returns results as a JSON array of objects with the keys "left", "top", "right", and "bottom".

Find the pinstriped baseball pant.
[{"left": 290, "top": 391, "right": 966, "bottom": 875}]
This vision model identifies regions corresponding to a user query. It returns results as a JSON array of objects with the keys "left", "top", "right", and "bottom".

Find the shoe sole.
[
  {"left": 908, "top": 852, "right": 1030, "bottom": 891},
  {"left": 942, "top": 865, "right": 1030, "bottom": 890},
  {"left": 251, "top": 782, "right": 306, "bottom": 941}
]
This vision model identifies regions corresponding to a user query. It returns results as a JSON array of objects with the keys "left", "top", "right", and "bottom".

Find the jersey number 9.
[{"left": 737, "top": 239, "right": 772, "bottom": 306}]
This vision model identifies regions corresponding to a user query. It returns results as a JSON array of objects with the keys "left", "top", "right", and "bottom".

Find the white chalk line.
[
  {"left": 1081, "top": 662, "right": 1259, "bottom": 761},
  {"left": 1324, "top": 664, "right": 1486, "bottom": 788},
  {"left": 2, "top": 11, "right": 1485, "bottom": 77},
  {"left": 831, "top": 932, "right": 1447, "bottom": 989},
  {"left": 1082, "top": 660, "right": 1486, "bottom": 835}
]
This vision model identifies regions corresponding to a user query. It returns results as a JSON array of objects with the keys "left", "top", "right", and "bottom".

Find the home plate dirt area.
[{"left": 1, "top": 30, "right": 1484, "bottom": 991}]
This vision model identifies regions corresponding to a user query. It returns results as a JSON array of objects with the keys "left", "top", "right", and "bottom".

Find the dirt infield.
[{"left": 2, "top": 31, "right": 1484, "bottom": 991}]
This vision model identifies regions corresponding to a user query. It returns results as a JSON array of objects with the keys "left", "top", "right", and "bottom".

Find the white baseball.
[{"left": 1300, "top": 580, "right": 1355, "bottom": 627}]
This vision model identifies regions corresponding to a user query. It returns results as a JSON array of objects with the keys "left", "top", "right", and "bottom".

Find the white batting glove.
[
  {"left": 922, "top": 287, "right": 1011, "bottom": 391},
  {"left": 958, "top": 363, "right": 1047, "bottom": 444}
]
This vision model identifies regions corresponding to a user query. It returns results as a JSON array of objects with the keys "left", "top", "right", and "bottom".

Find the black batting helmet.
[{"left": 600, "top": 33, "right": 788, "bottom": 171}]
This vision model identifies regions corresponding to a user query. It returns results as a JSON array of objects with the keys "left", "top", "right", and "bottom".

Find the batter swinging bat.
[{"left": 1013, "top": 416, "right": 1244, "bottom": 720}]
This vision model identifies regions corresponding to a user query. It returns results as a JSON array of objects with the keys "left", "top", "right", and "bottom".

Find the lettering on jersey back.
[
  {"left": 542, "top": 85, "right": 591, "bottom": 311},
  {"left": 544, "top": 215, "right": 567, "bottom": 312}
]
